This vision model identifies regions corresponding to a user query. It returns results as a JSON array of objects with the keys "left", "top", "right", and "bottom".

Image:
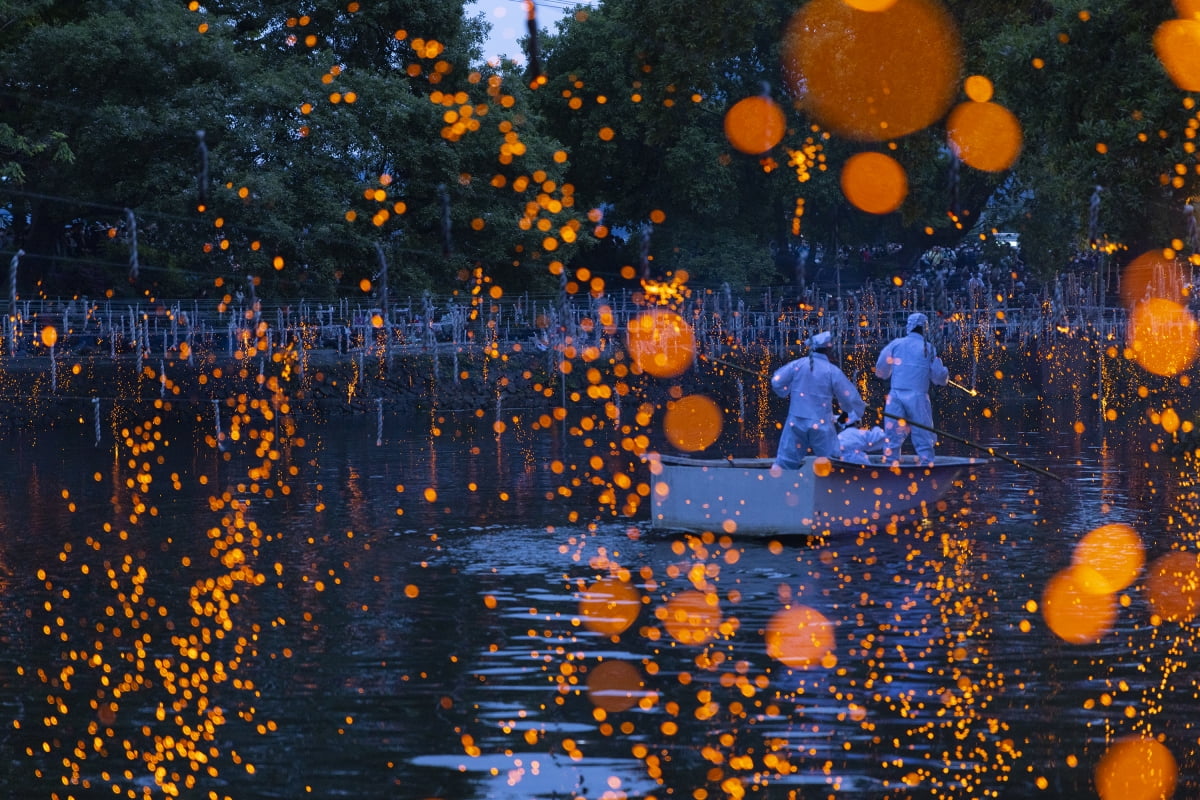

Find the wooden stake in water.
[
  {"left": 213, "top": 399, "right": 224, "bottom": 452},
  {"left": 8, "top": 249, "right": 21, "bottom": 358},
  {"left": 375, "top": 397, "right": 383, "bottom": 447},
  {"left": 93, "top": 398, "right": 101, "bottom": 447}
]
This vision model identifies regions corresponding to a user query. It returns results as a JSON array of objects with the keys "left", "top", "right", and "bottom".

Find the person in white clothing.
[
  {"left": 874, "top": 312, "right": 949, "bottom": 464},
  {"left": 838, "top": 424, "right": 887, "bottom": 464},
  {"left": 771, "top": 331, "right": 866, "bottom": 469}
]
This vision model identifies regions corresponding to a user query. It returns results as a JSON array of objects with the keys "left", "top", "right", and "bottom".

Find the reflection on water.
[{"left": 1, "top": 398, "right": 1197, "bottom": 799}]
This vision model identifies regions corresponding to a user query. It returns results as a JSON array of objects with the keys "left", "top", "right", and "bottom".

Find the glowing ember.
[{"left": 843, "top": 0, "right": 900, "bottom": 10}]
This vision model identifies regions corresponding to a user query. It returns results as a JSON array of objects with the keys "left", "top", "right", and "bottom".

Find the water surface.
[{"left": 1, "top": 396, "right": 1194, "bottom": 799}]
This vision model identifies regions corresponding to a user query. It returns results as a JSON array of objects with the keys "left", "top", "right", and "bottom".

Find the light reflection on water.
[{"left": 0, "top": 399, "right": 1196, "bottom": 799}]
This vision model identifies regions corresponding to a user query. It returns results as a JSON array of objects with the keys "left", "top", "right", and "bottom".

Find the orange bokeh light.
[
  {"left": 579, "top": 577, "right": 642, "bottom": 635},
  {"left": 783, "top": 0, "right": 962, "bottom": 141},
  {"left": 1145, "top": 550, "right": 1200, "bottom": 622},
  {"left": 1176, "top": 0, "right": 1200, "bottom": 18},
  {"left": 1120, "top": 250, "right": 1188, "bottom": 309},
  {"left": 1127, "top": 297, "right": 1199, "bottom": 377},
  {"left": 1094, "top": 737, "right": 1178, "bottom": 800},
  {"left": 1154, "top": 19, "right": 1200, "bottom": 91},
  {"left": 1071, "top": 523, "right": 1143, "bottom": 594},
  {"left": 765, "top": 605, "right": 836, "bottom": 668},
  {"left": 840, "top": 151, "right": 908, "bottom": 214},
  {"left": 660, "top": 590, "right": 721, "bottom": 645},
  {"left": 723, "top": 95, "right": 787, "bottom": 155},
  {"left": 946, "top": 101, "right": 1023, "bottom": 172},
  {"left": 963, "top": 74, "right": 994, "bottom": 102},
  {"left": 1041, "top": 566, "right": 1117, "bottom": 644},
  {"left": 663, "top": 394, "right": 724, "bottom": 452},
  {"left": 41, "top": 326, "right": 58, "bottom": 348},
  {"left": 843, "top": 0, "right": 899, "bottom": 9},
  {"left": 586, "top": 660, "right": 651, "bottom": 712},
  {"left": 626, "top": 310, "right": 696, "bottom": 378}
]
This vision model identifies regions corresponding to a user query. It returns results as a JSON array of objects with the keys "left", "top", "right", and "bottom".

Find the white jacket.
[
  {"left": 771, "top": 352, "right": 865, "bottom": 424},
  {"left": 874, "top": 333, "right": 949, "bottom": 392}
]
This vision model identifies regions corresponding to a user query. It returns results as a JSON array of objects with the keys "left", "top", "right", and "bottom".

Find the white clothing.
[
  {"left": 773, "top": 352, "right": 866, "bottom": 427},
  {"left": 771, "top": 352, "right": 865, "bottom": 467},
  {"left": 838, "top": 425, "right": 887, "bottom": 464},
  {"left": 874, "top": 332, "right": 949, "bottom": 462},
  {"left": 875, "top": 331, "right": 949, "bottom": 393}
]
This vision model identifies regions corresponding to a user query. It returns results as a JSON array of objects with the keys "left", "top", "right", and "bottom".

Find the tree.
[
  {"left": 533, "top": 0, "right": 1198, "bottom": 291},
  {"left": 959, "top": 0, "right": 1191, "bottom": 280},
  {"left": 528, "top": 0, "right": 807, "bottom": 289},
  {"left": 0, "top": 0, "right": 588, "bottom": 299}
]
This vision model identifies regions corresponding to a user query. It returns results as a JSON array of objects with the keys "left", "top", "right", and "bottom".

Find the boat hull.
[{"left": 646, "top": 453, "right": 980, "bottom": 536}]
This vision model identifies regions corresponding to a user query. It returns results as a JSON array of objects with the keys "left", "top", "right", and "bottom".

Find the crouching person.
[{"left": 838, "top": 425, "right": 887, "bottom": 465}]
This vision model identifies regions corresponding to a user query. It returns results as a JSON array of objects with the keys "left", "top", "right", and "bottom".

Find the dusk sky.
[{"left": 472, "top": 0, "right": 583, "bottom": 64}]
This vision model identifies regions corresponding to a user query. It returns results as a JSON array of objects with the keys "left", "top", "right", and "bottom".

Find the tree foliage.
[
  {"left": 959, "top": 0, "right": 1192, "bottom": 278},
  {"left": 0, "top": 0, "right": 587, "bottom": 299},
  {"left": 1, "top": 0, "right": 1197, "bottom": 299},
  {"left": 534, "top": 0, "right": 1199, "bottom": 289}
]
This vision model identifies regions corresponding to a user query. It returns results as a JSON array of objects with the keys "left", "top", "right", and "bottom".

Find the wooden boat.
[{"left": 645, "top": 452, "right": 986, "bottom": 536}]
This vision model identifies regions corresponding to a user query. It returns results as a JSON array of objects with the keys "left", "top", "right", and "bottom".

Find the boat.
[{"left": 644, "top": 452, "right": 986, "bottom": 536}]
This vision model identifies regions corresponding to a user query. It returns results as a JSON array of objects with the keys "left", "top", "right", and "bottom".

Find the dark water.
[{"left": 2, "top": 395, "right": 1198, "bottom": 800}]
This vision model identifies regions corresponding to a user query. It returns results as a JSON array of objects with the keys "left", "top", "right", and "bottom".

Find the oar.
[{"left": 883, "top": 411, "right": 1063, "bottom": 482}]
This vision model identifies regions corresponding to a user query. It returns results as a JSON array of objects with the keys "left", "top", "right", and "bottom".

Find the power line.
[{"left": 500, "top": 0, "right": 584, "bottom": 12}]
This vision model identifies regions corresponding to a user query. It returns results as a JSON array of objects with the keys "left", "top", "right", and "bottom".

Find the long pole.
[
  {"left": 698, "top": 353, "right": 762, "bottom": 378},
  {"left": 883, "top": 411, "right": 1062, "bottom": 481},
  {"left": 947, "top": 378, "right": 978, "bottom": 397}
]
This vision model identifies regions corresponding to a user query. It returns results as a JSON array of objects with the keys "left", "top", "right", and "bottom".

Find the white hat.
[
  {"left": 810, "top": 331, "right": 832, "bottom": 349},
  {"left": 906, "top": 312, "right": 927, "bottom": 333}
]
